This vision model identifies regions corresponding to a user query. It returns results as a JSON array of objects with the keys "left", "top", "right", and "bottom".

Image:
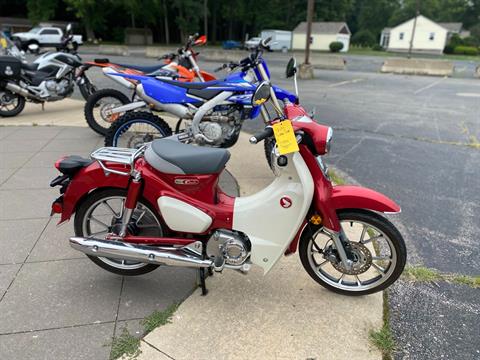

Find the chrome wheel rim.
[
  {"left": 81, "top": 195, "right": 162, "bottom": 270},
  {"left": 307, "top": 220, "right": 397, "bottom": 292}
]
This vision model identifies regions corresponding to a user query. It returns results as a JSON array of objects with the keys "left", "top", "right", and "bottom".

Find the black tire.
[
  {"left": 264, "top": 137, "right": 275, "bottom": 169},
  {"left": 299, "top": 209, "right": 407, "bottom": 296},
  {"left": 0, "top": 91, "right": 26, "bottom": 117},
  {"left": 78, "top": 76, "right": 97, "bottom": 101},
  {"left": 84, "top": 88, "right": 130, "bottom": 135},
  {"left": 73, "top": 188, "right": 161, "bottom": 276},
  {"left": 105, "top": 111, "right": 173, "bottom": 147}
]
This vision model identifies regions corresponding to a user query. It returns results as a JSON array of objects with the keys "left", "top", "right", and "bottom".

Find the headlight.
[{"left": 325, "top": 127, "right": 333, "bottom": 153}]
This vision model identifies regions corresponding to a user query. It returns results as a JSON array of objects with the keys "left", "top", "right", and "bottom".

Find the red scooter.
[{"left": 50, "top": 78, "right": 406, "bottom": 296}]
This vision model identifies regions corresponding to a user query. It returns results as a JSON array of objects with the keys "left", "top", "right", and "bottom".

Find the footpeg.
[{"left": 213, "top": 256, "right": 225, "bottom": 272}]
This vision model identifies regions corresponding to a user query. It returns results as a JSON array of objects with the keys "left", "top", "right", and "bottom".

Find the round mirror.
[
  {"left": 252, "top": 81, "right": 271, "bottom": 106},
  {"left": 286, "top": 57, "right": 297, "bottom": 78}
]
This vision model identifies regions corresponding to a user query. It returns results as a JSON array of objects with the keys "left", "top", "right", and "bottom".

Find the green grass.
[
  {"left": 328, "top": 168, "right": 346, "bottom": 185},
  {"left": 142, "top": 303, "right": 178, "bottom": 334},
  {"left": 109, "top": 303, "right": 179, "bottom": 360},
  {"left": 110, "top": 328, "right": 141, "bottom": 360},
  {"left": 402, "top": 265, "right": 480, "bottom": 288},
  {"left": 369, "top": 291, "right": 395, "bottom": 359}
]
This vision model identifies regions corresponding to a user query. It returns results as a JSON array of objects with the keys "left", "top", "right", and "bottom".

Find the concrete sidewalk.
[
  {"left": 134, "top": 132, "right": 383, "bottom": 360},
  {"left": 1, "top": 104, "right": 383, "bottom": 360}
]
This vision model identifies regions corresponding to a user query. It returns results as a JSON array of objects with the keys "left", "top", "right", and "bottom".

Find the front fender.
[
  {"left": 331, "top": 185, "right": 400, "bottom": 213},
  {"left": 59, "top": 162, "right": 129, "bottom": 224}
]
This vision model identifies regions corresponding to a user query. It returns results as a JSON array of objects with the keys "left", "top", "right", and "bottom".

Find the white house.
[
  {"left": 292, "top": 22, "right": 351, "bottom": 52},
  {"left": 380, "top": 15, "right": 467, "bottom": 54}
]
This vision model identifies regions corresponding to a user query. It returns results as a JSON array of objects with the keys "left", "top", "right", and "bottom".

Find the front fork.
[
  {"left": 118, "top": 171, "right": 142, "bottom": 237},
  {"left": 322, "top": 228, "right": 354, "bottom": 271}
]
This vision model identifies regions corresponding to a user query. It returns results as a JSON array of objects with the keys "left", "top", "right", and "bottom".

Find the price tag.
[{"left": 272, "top": 120, "right": 299, "bottom": 155}]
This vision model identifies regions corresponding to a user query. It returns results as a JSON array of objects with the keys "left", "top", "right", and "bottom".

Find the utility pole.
[
  {"left": 304, "top": 0, "right": 314, "bottom": 64},
  {"left": 299, "top": 0, "right": 315, "bottom": 79},
  {"left": 204, "top": 0, "right": 208, "bottom": 38},
  {"left": 408, "top": 0, "right": 420, "bottom": 58}
]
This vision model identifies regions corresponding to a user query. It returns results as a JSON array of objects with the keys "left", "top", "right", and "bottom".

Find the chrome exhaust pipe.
[
  {"left": 69, "top": 237, "right": 213, "bottom": 268},
  {"left": 5, "top": 82, "right": 37, "bottom": 100}
]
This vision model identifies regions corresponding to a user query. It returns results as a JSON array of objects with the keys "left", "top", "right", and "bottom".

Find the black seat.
[
  {"left": 21, "top": 62, "right": 38, "bottom": 71},
  {"left": 57, "top": 155, "right": 93, "bottom": 176},
  {"left": 159, "top": 78, "right": 221, "bottom": 90},
  {"left": 145, "top": 139, "right": 230, "bottom": 175},
  {"left": 116, "top": 63, "right": 167, "bottom": 73}
]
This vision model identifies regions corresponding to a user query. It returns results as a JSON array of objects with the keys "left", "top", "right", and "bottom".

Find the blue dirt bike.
[{"left": 104, "top": 38, "right": 297, "bottom": 149}]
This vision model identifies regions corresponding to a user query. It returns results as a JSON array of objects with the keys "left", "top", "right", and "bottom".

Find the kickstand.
[{"left": 198, "top": 268, "right": 208, "bottom": 296}]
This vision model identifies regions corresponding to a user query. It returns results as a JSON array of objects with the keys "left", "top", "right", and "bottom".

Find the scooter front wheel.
[
  {"left": 299, "top": 209, "right": 406, "bottom": 296},
  {"left": 73, "top": 188, "right": 163, "bottom": 276}
]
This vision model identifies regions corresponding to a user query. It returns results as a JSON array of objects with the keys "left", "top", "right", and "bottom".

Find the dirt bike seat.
[
  {"left": 116, "top": 63, "right": 167, "bottom": 73},
  {"left": 159, "top": 78, "right": 221, "bottom": 90},
  {"left": 145, "top": 139, "right": 230, "bottom": 175}
]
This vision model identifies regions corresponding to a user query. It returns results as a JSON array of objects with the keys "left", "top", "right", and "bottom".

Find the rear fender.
[
  {"left": 331, "top": 185, "right": 401, "bottom": 213},
  {"left": 59, "top": 162, "right": 129, "bottom": 224}
]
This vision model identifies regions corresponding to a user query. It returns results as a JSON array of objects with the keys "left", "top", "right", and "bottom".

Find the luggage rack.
[{"left": 91, "top": 146, "right": 146, "bottom": 176}]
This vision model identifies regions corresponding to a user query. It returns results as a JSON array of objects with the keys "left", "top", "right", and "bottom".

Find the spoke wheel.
[
  {"left": 74, "top": 189, "right": 163, "bottom": 276},
  {"left": 299, "top": 209, "right": 406, "bottom": 296},
  {"left": 84, "top": 88, "right": 130, "bottom": 135},
  {"left": 105, "top": 111, "right": 172, "bottom": 148},
  {"left": 0, "top": 91, "right": 25, "bottom": 117}
]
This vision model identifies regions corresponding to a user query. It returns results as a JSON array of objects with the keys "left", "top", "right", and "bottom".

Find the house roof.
[
  {"left": 438, "top": 22, "right": 463, "bottom": 32},
  {"left": 293, "top": 22, "right": 351, "bottom": 35},
  {"left": 0, "top": 17, "right": 32, "bottom": 27}
]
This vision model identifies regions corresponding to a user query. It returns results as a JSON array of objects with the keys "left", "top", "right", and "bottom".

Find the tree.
[
  {"left": 65, "top": 0, "right": 108, "bottom": 40},
  {"left": 27, "top": 0, "right": 58, "bottom": 24},
  {"left": 351, "top": 29, "right": 376, "bottom": 46},
  {"left": 171, "top": 0, "right": 203, "bottom": 41}
]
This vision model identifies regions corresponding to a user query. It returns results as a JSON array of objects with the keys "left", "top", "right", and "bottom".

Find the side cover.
[{"left": 232, "top": 152, "right": 314, "bottom": 273}]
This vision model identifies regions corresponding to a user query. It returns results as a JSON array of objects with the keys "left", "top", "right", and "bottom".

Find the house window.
[
  {"left": 429, "top": 32, "right": 435, "bottom": 41},
  {"left": 399, "top": 32, "right": 404, "bottom": 40}
]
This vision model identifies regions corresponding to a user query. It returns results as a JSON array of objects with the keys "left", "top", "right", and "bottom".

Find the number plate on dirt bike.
[{"left": 272, "top": 120, "right": 299, "bottom": 155}]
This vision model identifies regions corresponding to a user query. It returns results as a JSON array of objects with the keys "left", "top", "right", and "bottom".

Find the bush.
[
  {"left": 462, "top": 36, "right": 479, "bottom": 47},
  {"left": 453, "top": 45, "right": 479, "bottom": 56},
  {"left": 372, "top": 44, "right": 384, "bottom": 51},
  {"left": 443, "top": 44, "right": 454, "bottom": 54},
  {"left": 329, "top": 41, "right": 344, "bottom": 52},
  {"left": 351, "top": 30, "right": 376, "bottom": 47}
]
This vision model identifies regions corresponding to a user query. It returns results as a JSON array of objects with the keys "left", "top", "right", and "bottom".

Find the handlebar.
[{"left": 249, "top": 127, "right": 273, "bottom": 144}]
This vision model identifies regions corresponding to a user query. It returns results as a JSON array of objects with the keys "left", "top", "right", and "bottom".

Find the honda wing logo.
[{"left": 280, "top": 196, "right": 292, "bottom": 208}]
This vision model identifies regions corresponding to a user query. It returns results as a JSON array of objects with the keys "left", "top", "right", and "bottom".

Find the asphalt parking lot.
[{"left": 6, "top": 51, "right": 480, "bottom": 359}]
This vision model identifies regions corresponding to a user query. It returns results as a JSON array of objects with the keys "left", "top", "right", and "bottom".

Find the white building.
[
  {"left": 380, "top": 15, "right": 467, "bottom": 54},
  {"left": 292, "top": 22, "right": 351, "bottom": 52}
]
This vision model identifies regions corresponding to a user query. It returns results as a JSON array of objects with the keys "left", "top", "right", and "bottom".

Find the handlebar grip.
[{"left": 249, "top": 127, "right": 273, "bottom": 144}]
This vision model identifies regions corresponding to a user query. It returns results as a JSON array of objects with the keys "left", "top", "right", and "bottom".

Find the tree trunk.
[
  {"left": 163, "top": 0, "right": 169, "bottom": 44},
  {"left": 211, "top": 3, "right": 217, "bottom": 43},
  {"left": 204, "top": 0, "right": 208, "bottom": 38}
]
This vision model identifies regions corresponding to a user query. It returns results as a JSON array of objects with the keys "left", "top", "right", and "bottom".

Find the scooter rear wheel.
[
  {"left": 299, "top": 209, "right": 406, "bottom": 296},
  {"left": 74, "top": 188, "right": 163, "bottom": 276}
]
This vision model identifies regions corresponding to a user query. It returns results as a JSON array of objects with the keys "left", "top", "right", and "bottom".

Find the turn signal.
[
  {"left": 51, "top": 202, "right": 63, "bottom": 215},
  {"left": 310, "top": 214, "right": 322, "bottom": 225}
]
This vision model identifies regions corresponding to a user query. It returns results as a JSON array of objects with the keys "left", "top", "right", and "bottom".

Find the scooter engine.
[{"left": 206, "top": 229, "right": 251, "bottom": 268}]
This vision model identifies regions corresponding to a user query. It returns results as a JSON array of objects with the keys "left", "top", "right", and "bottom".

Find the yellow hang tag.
[
  {"left": 0, "top": 38, "right": 7, "bottom": 49},
  {"left": 272, "top": 120, "right": 299, "bottom": 155}
]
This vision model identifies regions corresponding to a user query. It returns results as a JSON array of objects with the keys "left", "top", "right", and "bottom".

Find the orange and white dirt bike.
[{"left": 84, "top": 34, "right": 215, "bottom": 135}]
